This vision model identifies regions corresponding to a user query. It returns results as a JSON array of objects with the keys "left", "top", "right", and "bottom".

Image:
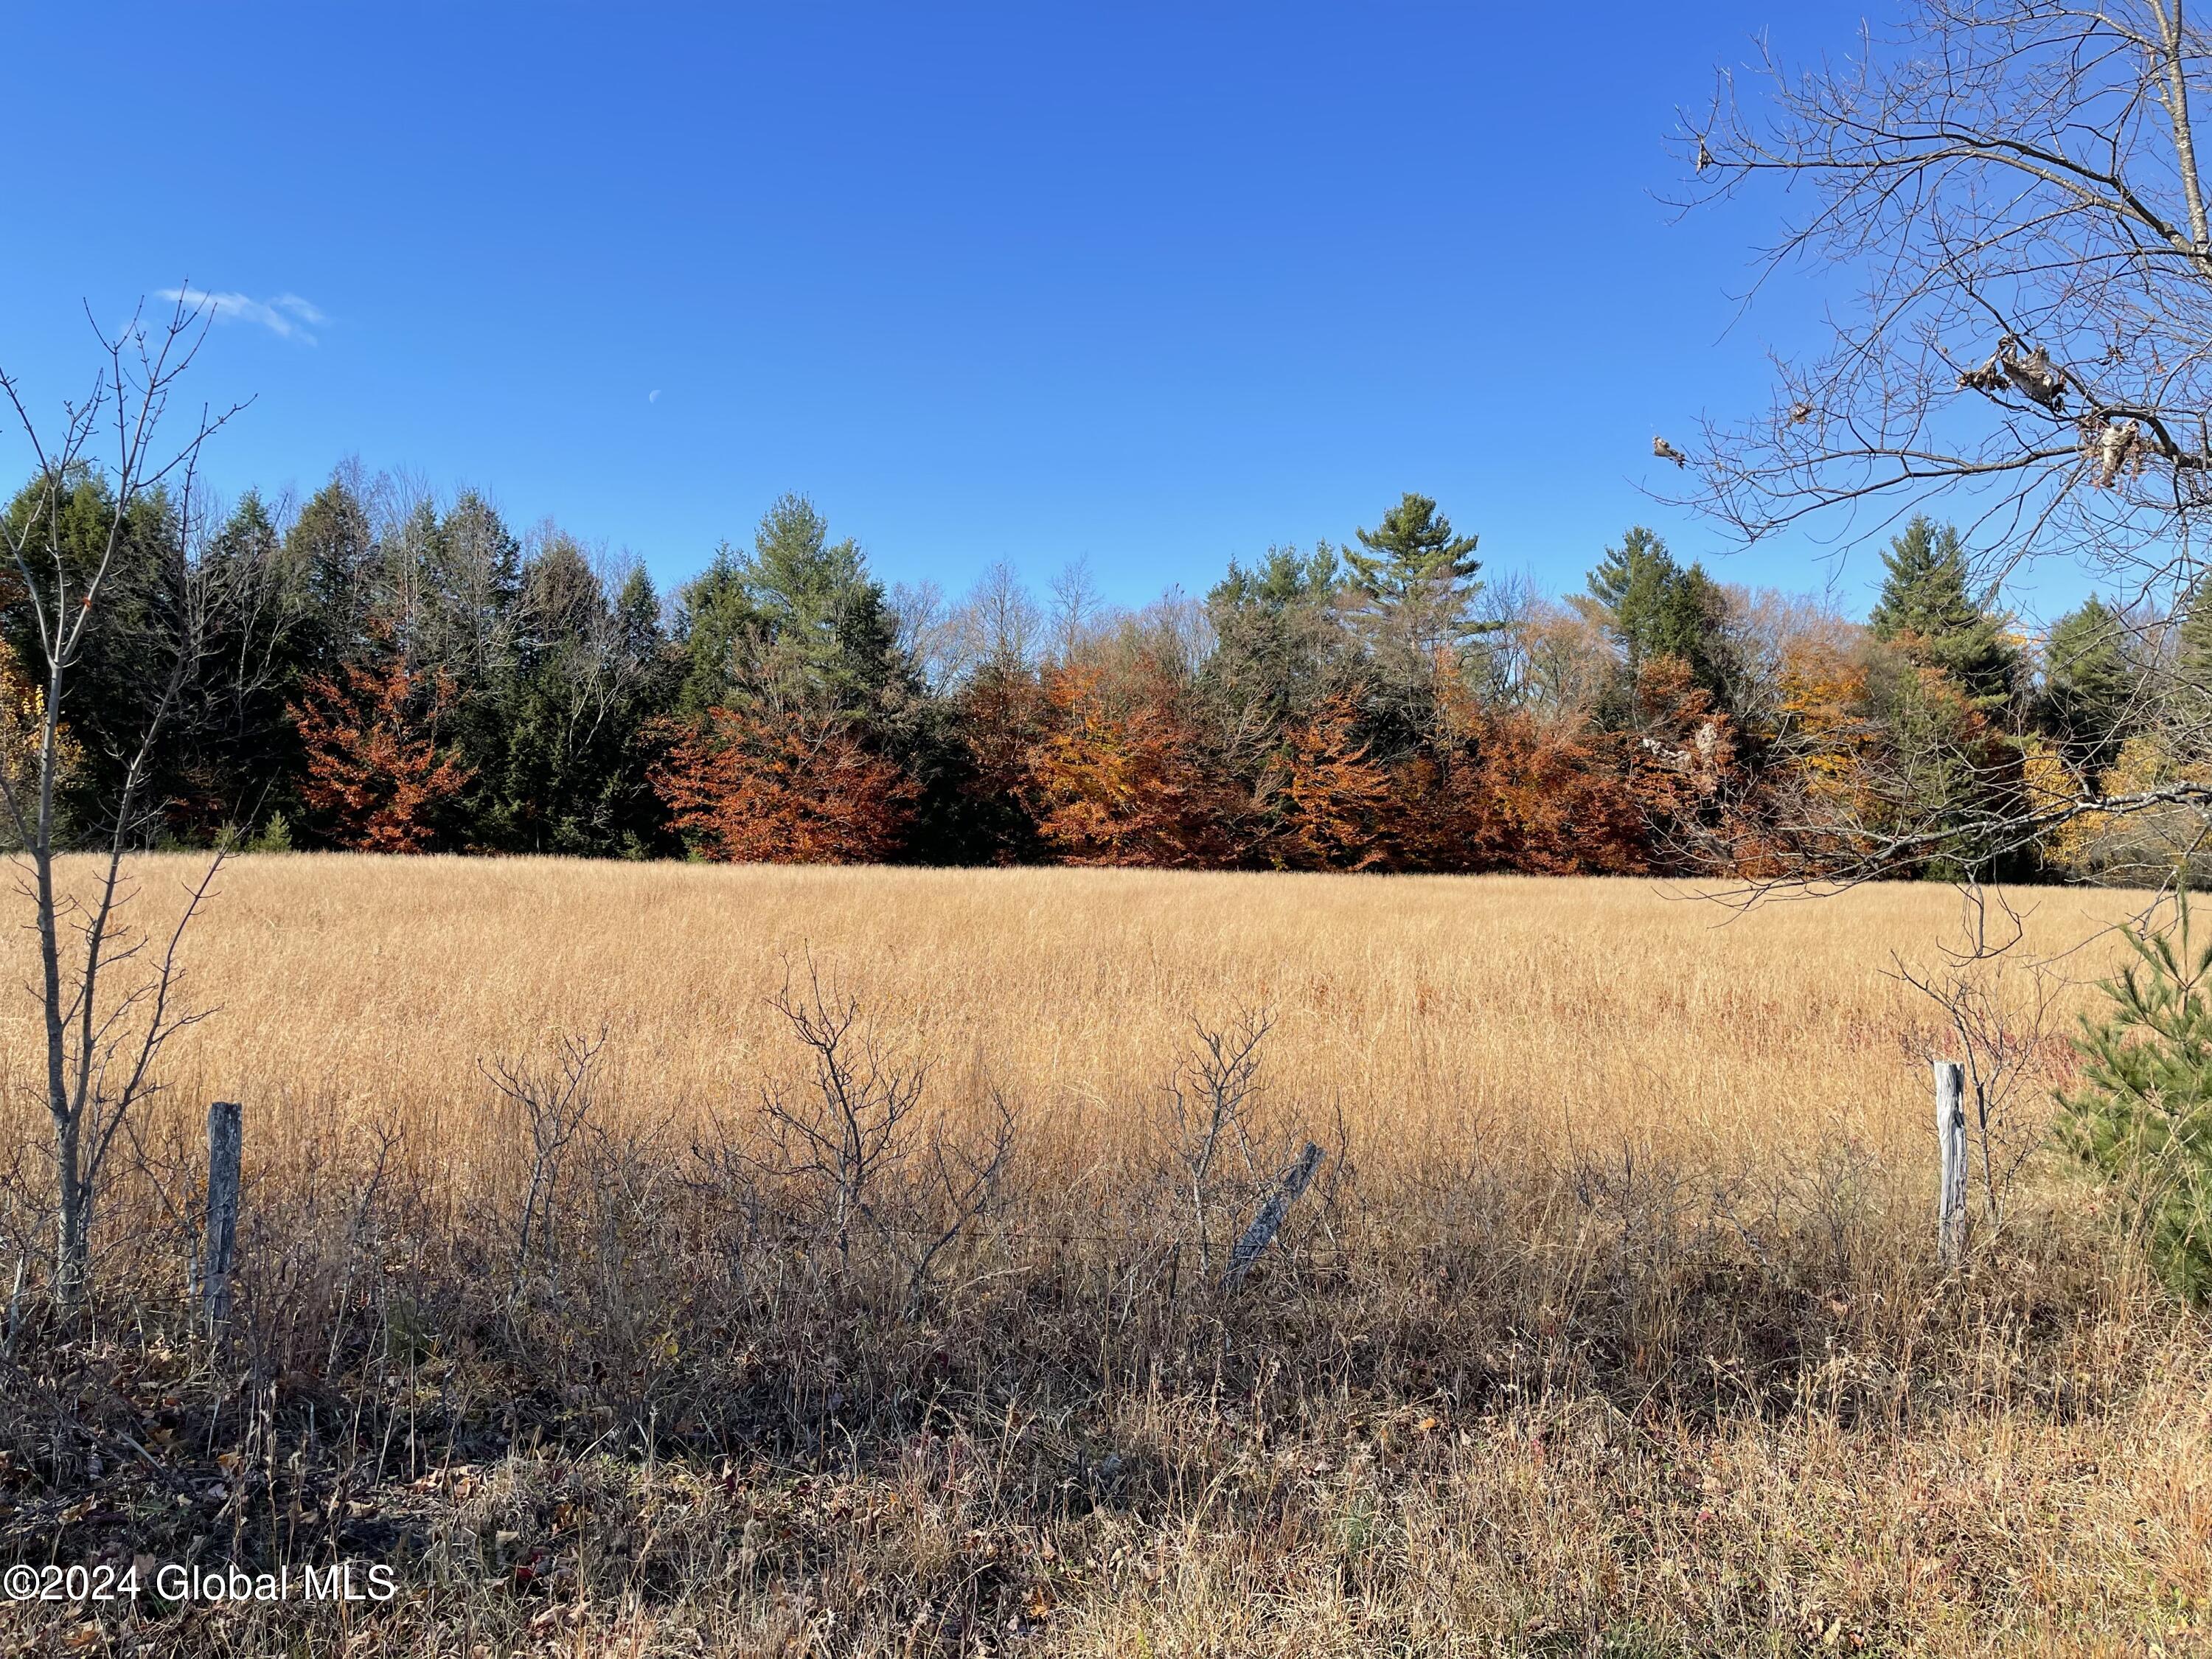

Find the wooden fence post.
[
  {"left": 1222, "top": 1141, "right": 1324, "bottom": 1292},
  {"left": 1934, "top": 1062, "right": 1968, "bottom": 1268},
  {"left": 204, "top": 1100, "right": 242, "bottom": 1328}
]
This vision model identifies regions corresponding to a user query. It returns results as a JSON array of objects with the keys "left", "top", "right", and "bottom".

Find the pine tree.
[
  {"left": 2039, "top": 597, "right": 2142, "bottom": 776},
  {"left": 1346, "top": 493, "right": 1478, "bottom": 602},
  {"left": 672, "top": 497, "right": 911, "bottom": 720},
  {"left": 2175, "top": 577, "right": 2212, "bottom": 706},
  {"left": 659, "top": 497, "right": 927, "bottom": 863},
  {"left": 0, "top": 466, "right": 186, "bottom": 838},
  {"left": 1584, "top": 527, "right": 1733, "bottom": 708},
  {"left": 1344, "top": 493, "right": 1488, "bottom": 655},
  {"left": 420, "top": 491, "right": 523, "bottom": 681},
  {"left": 672, "top": 543, "right": 759, "bottom": 719},
  {"left": 473, "top": 538, "right": 669, "bottom": 854},
  {"left": 1201, "top": 545, "right": 1351, "bottom": 746},
  {"left": 2057, "top": 894, "right": 2212, "bottom": 1301},
  {"left": 739, "top": 494, "right": 906, "bottom": 710},
  {"left": 613, "top": 565, "right": 666, "bottom": 669},
  {"left": 285, "top": 475, "right": 377, "bottom": 670},
  {"left": 181, "top": 490, "right": 319, "bottom": 839},
  {"left": 1868, "top": 516, "right": 2018, "bottom": 706}
]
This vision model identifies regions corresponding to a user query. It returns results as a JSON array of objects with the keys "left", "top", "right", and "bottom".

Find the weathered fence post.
[
  {"left": 204, "top": 1100, "right": 242, "bottom": 1328},
  {"left": 1934, "top": 1062, "right": 1968, "bottom": 1268},
  {"left": 1222, "top": 1141, "right": 1324, "bottom": 1292}
]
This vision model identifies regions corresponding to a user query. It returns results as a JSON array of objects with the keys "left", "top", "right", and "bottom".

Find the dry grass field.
[
  {"left": 0, "top": 857, "right": 2206, "bottom": 1657},
  {"left": 10, "top": 855, "right": 2152, "bottom": 1169}
]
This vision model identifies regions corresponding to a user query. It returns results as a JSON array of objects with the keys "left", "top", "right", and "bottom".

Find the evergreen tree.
[
  {"left": 184, "top": 490, "right": 320, "bottom": 838},
  {"left": 378, "top": 498, "right": 443, "bottom": 661},
  {"left": 1868, "top": 516, "right": 2018, "bottom": 706},
  {"left": 420, "top": 491, "right": 523, "bottom": 681},
  {"left": 285, "top": 474, "right": 378, "bottom": 671},
  {"left": 2174, "top": 577, "right": 2212, "bottom": 706},
  {"left": 1851, "top": 520, "right": 2035, "bottom": 880},
  {"left": 612, "top": 564, "right": 667, "bottom": 672},
  {"left": 1201, "top": 545, "right": 1350, "bottom": 742},
  {"left": 672, "top": 543, "right": 759, "bottom": 718},
  {"left": 0, "top": 467, "right": 187, "bottom": 841},
  {"left": 737, "top": 494, "right": 907, "bottom": 710},
  {"left": 665, "top": 496, "right": 925, "bottom": 861},
  {"left": 470, "top": 538, "right": 672, "bottom": 855},
  {"left": 1343, "top": 493, "right": 1486, "bottom": 655},
  {"left": 676, "top": 495, "right": 912, "bottom": 719},
  {"left": 1584, "top": 527, "right": 1733, "bottom": 706},
  {"left": 2058, "top": 894, "right": 2212, "bottom": 1301},
  {"left": 2039, "top": 597, "right": 2142, "bottom": 776}
]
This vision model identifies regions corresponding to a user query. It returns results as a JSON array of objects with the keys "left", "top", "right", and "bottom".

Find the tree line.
[{"left": 7, "top": 462, "right": 2194, "bottom": 880}]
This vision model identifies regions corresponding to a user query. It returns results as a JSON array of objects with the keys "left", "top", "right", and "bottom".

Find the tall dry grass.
[
  {"left": 0, "top": 855, "right": 2149, "bottom": 1169},
  {"left": 0, "top": 856, "right": 2202, "bottom": 1657}
]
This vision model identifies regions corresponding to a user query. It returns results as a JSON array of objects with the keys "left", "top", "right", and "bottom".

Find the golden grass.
[
  {"left": 2, "top": 853, "right": 2149, "bottom": 1176},
  {"left": 2, "top": 855, "right": 2204, "bottom": 1658}
]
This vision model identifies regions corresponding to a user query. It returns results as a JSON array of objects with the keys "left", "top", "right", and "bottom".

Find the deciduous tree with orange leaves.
[
  {"left": 1261, "top": 692, "right": 1395, "bottom": 870},
  {"left": 653, "top": 702, "right": 916, "bottom": 864},
  {"left": 1385, "top": 670, "right": 1646, "bottom": 875},
  {"left": 951, "top": 661, "right": 1050, "bottom": 863},
  {"left": 1722, "top": 634, "right": 1885, "bottom": 877},
  {"left": 1458, "top": 712, "right": 1647, "bottom": 874},
  {"left": 290, "top": 653, "right": 473, "bottom": 852},
  {"left": 1023, "top": 661, "right": 1234, "bottom": 867}
]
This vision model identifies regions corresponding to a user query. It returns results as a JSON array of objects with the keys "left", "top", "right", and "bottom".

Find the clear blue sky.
[{"left": 4, "top": 2, "right": 1932, "bottom": 615}]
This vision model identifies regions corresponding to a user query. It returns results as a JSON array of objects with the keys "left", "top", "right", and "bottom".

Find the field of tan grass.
[
  {"left": 2, "top": 855, "right": 2150, "bottom": 1173},
  {"left": 0, "top": 856, "right": 2204, "bottom": 1658}
]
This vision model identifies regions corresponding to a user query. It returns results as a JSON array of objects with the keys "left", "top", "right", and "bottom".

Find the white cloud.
[{"left": 157, "top": 288, "right": 327, "bottom": 344}]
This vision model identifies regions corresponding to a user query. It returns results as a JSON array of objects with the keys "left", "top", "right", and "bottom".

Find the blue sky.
[{"left": 3, "top": 2, "right": 1933, "bottom": 615}]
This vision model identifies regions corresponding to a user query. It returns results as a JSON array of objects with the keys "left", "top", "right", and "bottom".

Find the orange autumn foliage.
[
  {"left": 1265, "top": 693, "right": 1397, "bottom": 870},
  {"left": 653, "top": 703, "right": 917, "bottom": 864},
  {"left": 1626, "top": 658, "right": 1738, "bottom": 815},
  {"left": 954, "top": 664, "right": 1051, "bottom": 861},
  {"left": 1023, "top": 662, "right": 1234, "bottom": 867},
  {"left": 1463, "top": 713, "right": 1648, "bottom": 874},
  {"left": 290, "top": 655, "right": 473, "bottom": 852},
  {"left": 1617, "top": 657, "right": 1751, "bottom": 873},
  {"left": 1379, "top": 674, "right": 1647, "bottom": 875}
]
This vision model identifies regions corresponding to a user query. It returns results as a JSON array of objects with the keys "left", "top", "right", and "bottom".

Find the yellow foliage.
[
  {"left": 0, "top": 639, "right": 74, "bottom": 835},
  {"left": 2053, "top": 732, "right": 2212, "bottom": 877},
  {"left": 2019, "top": 735, "right": 2090, "bottom": 870}
]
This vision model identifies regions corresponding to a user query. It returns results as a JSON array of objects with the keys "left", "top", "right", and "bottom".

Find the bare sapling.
[
  {"left": 1164, "top": 1007, "right": 1322, "bottom": 1284},
  {"left": 482, "top": 1027, "right": 608, "bottom": 1296},
  {"left": 0, "top": 293, "right": 243, "bottom": 1313},
  {"left": 751, "top": 954, "right": 1017, "bottom": 1310},
  {"left": 759, "top": 960, "right": 925, "bottom": 1278},
  {"left": 901, "top": 1085, "right": 1016, "bottom": 1315},
  {"left": 1893, "top": 880, "right": 2071, "bottom": 1229}
]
